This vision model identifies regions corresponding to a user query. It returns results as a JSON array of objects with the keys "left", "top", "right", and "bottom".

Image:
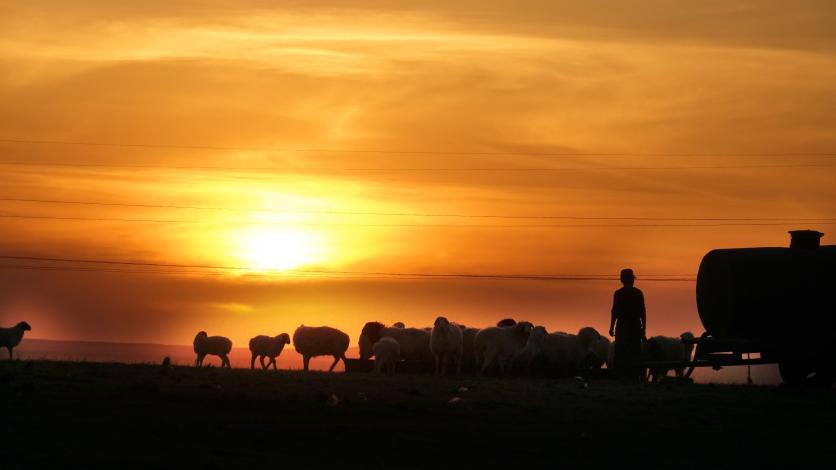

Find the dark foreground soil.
[{"left": 0, "top": 360, "right": 833, "bottom": 468}]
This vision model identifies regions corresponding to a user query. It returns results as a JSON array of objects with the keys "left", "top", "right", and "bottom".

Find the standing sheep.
[
  {"left": 496, "top": 318, "right": 517, "bottom": 327},
  {"left": 520, "top": 327, "right": 605, "bottom": 376},
  {"left": 373, "top": 336, "right": 401, "bottom": 374},
  {"left": 292, "top": 325, "right": 349, "bottom": 372},
  {"left": 459, "top": 326, "right": 480, "bottom": 369},
  {"left": 358, "top": 322, "right": 433, "bottom": 365},
  {"left": 193, "top": 331, "right": 233, "bottom": 368},
  {"left": 248, "top": 333, "right": 291, "bottom": 370},
  {"left": 645, "top": 332, "right": 696, "bottom": 382},
  {"left": 474, "top": 321, "right": 533, "bottom": 376},
  {"left": 0, "top": 321, "right": 31, "bottom": 360},
  {"left": 430, "top": 316, "right": 464, "bottom": 376}
]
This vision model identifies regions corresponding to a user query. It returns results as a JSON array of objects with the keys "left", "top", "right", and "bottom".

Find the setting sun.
[{"left": 236, "top": 227, "right": 323, "bottom": 272}]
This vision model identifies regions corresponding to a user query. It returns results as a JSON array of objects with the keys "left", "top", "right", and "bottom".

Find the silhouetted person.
[{"left": 609, "top": 269, "right": 646, "bottom": 382}]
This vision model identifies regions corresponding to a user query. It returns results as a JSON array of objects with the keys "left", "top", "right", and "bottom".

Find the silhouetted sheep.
[
  {"left": 392, "top": 322, "right": 406, "bottom": 328},
  {"left": 645, "top": 332, "right": 695, "bottom": 382},
  {"left": 293, "top": 325, "right": 349, "bottom": 372},
  {"left": 496, "top": 318, "right": 517, "bottom": 327},
  {"left": 459, "top": 326, "right": 480, "bottom": 368},
  {"left": 430, "top": 316, "right": 463, "bottom": 376},
  {"left": 193, "top": 331, "right": 232, "bottom": 368},
  {"left": 373, "top": 336, "right": 400, "bottom": 374},
  {"left": 359, "top": 322, "right": 432, "bottom": 365},
  {"left": 0, "top": 321, "right": 31, "bottom": 360},
  {"left": 520, "top": 327, "right": 604, "bottom": 376},
  {"left": 474, "top": 321, "right": 533, "bottom": 376},
  {"left": 249, "top": 333, "right": 291, "bottom": 370}
]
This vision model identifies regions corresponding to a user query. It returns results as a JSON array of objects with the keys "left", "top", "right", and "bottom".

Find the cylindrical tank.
[{"left": 696, "top": 231, "right": 836, "bottom": 341}]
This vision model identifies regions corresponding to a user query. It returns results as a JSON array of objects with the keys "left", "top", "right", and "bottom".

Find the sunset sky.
[{"left": 1, "top": 1, "right": 835, "bottom": 347}]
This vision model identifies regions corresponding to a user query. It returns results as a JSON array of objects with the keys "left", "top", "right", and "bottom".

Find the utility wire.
[
  {"left": 1, "top": 160, "right": 835, "bottom": 172},
  {"left": 1, "top": 212, "right": 834, "bottom": 228},
  {"left": 2, "top": 138, "right": 836, "bottom": 159},
  {"left": 0, "top": 254, "right": 696, "bottom": 281},
  {"left": 2, "top": 197, "right": 834, "bottom": 222}
]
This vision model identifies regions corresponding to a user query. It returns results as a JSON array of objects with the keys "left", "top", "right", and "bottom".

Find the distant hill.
[{"left": 15, "top": 338, "right": 359, "bottom": 372}]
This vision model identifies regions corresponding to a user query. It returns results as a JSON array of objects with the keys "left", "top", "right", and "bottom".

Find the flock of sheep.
[
  {"left": 193, "top": 317, "right": 695, "bottom": 381},
  {"left": 1, "top": 318, "right": 693, "bottom": 381}
]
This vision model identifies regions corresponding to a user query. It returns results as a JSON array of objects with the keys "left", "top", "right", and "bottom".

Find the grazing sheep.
[
  {"left": 459, "top": 326, "right": 480, "bottom": 368},
  {"left": 359, "top": 322, "right": 433, "bottom": 365},
  {"left": 0, "top": 321, "right": 31, "bottom": 360},
  {"left": 293, "top": 325, "right": 349, "bottom": 372},
  {"left": 645, "top": 332, "right": 696, "bottom": 382},
  {"left": 248, "top": 333, "right": 291, "bottom": 370},
  {"left": 496, "top": 318, "right": 517, "bottom": 327},
  {"left": 373, "top": 336, "right": 401, "bottom": 374},
  {"left": 430, "top": 316, "right": 464, "bottom": 376},
  {"left": 474, "top": 321, "right": 533, "bottom": 376},
  {"left": 193, "top": 331, "right": 232, "bottom": 368}
]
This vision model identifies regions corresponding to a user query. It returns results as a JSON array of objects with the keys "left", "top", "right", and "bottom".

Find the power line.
[
  {"left": 1, "top": 159, "right": 835, "bottom": 173},
  {"left": 2, "top": 197, "right": 835, "bottom": 222},
  {"left": 0, "top": 254, "right": 697, "bottom": 281},
  {"left": 1, "top": 212, "right": 834, "bottom": 228},
  {"left": 2, "top": 138, "right": 836, "bottom": 159}
]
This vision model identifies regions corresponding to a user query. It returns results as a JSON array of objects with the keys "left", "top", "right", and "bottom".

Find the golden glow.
[{"left": 235, "top": 226, "right": 323, "bottom": 272}]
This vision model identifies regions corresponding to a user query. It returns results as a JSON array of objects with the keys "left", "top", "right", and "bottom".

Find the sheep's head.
[
  {"left": 513, "top": 321, "right": 533, "bottom": 343},
  {"left": 359, "top": 322, "right": 385, "bottom": 360},
  {"left": 276, "top": 333, "right": 291, "bottom": 345},
  {"left": 681, "top": 331, "right": 696, "bottom": 360},
  {"left": 524, "top": 326, "right": 548, "bottom": 351},
  {"left": 392, "top": 322, "right": 405, "bottom": 328},
  {"left": 577, "top": 327, "right": 602, "bottom": 348},
  {"left": 496, "top": 318, "right": 516, "bottom": 327},
  {"left": 433, "top": 316, "right": 450, "bottom": 328},
  {"left": 17, "top": 321, "right": 31, "bottom": 331}
]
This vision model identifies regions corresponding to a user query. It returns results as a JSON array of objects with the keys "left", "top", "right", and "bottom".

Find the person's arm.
[
  {"left": 609, "top": 292, "right": 618, "bottom": 337},
  {"left": 639, "top": 290, "right": 647, "bottom": 338}
]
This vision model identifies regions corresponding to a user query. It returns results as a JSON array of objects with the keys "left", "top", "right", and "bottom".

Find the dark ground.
[{"left": 1, "top": 360, "right": 833, "bottom": 468}]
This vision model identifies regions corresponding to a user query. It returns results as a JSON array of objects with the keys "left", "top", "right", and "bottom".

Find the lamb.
[
  {"left": 430, "top": 316, "right": 464, "bottom": 376},
  {"left": 248, "top": 333, "right": 291, "bottom": 370},
  {"left": 645, "top": 332, "right": 695, "bottom": 382},
  {"left": 358, "top": 322, "right": 433, "bottom": 365},
  {"left": 292, "top": 325, "right": 349, "bottom": 372},
  {"left": 0, "top": 321, "right": 31, "bottom": 360},
  {"left": 193, "top": 331, "right": 232, "bottom": 368},
  {"left": 473, "top": 321, "right": 533, "bottom": 376},
  {"left": 373, "top": 336, "right": 401, "bottom": 374}
]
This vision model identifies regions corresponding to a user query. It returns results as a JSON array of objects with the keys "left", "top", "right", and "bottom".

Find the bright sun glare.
[{"left": 237, "top": 227, "right": 321, "bottom": 272}]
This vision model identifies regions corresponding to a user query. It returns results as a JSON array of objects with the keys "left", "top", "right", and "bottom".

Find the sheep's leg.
[
  {"left": 250, "top": 354, "right": 257, "bottom": 369},
  {"left": 221, "top": 354, "right": 231, "bottom": 368},
  {"left": 270, "top": 357, "right": 277, "bottom": 370},
  {"left": 260, "top": 356, "right": 268, "bottom": 370},
  {"left": 303, "top": 355, "right": 311, "bottom": 372},
  {"left": 328, "top": 355, "right": 340, "bottom": 372},
  {"left": 195, "top": 353, "right": 205, "bottom": 367},
  {"left": 480, "top": 352, "right": 495, "bottom": 377}
]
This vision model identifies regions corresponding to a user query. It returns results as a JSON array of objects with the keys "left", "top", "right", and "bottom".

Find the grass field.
[{"left": 1, "top": 360, "right": 833, "bottom": 468}]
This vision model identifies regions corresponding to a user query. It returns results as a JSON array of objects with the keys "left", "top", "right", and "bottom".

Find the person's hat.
[{"left": 620, "top": 268, "right": 635, "bottom": 280}]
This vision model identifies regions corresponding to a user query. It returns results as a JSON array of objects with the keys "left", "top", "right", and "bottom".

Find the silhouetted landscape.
[{"left": 1, "top": 360, "right": 832, "bottom": 468}]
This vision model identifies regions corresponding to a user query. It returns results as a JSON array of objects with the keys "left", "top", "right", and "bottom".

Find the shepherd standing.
[{"left": 609, "top": 268, "right": 646, "bottom": 381}]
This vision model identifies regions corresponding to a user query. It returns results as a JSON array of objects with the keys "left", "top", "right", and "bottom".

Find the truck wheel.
[{"left": 779, "top": 360, "right": 811, "bottom": 386}]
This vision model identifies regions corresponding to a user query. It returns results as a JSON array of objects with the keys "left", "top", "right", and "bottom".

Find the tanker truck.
[{"left": 689, "top": 230, "right": 836, "bottom": 385}]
